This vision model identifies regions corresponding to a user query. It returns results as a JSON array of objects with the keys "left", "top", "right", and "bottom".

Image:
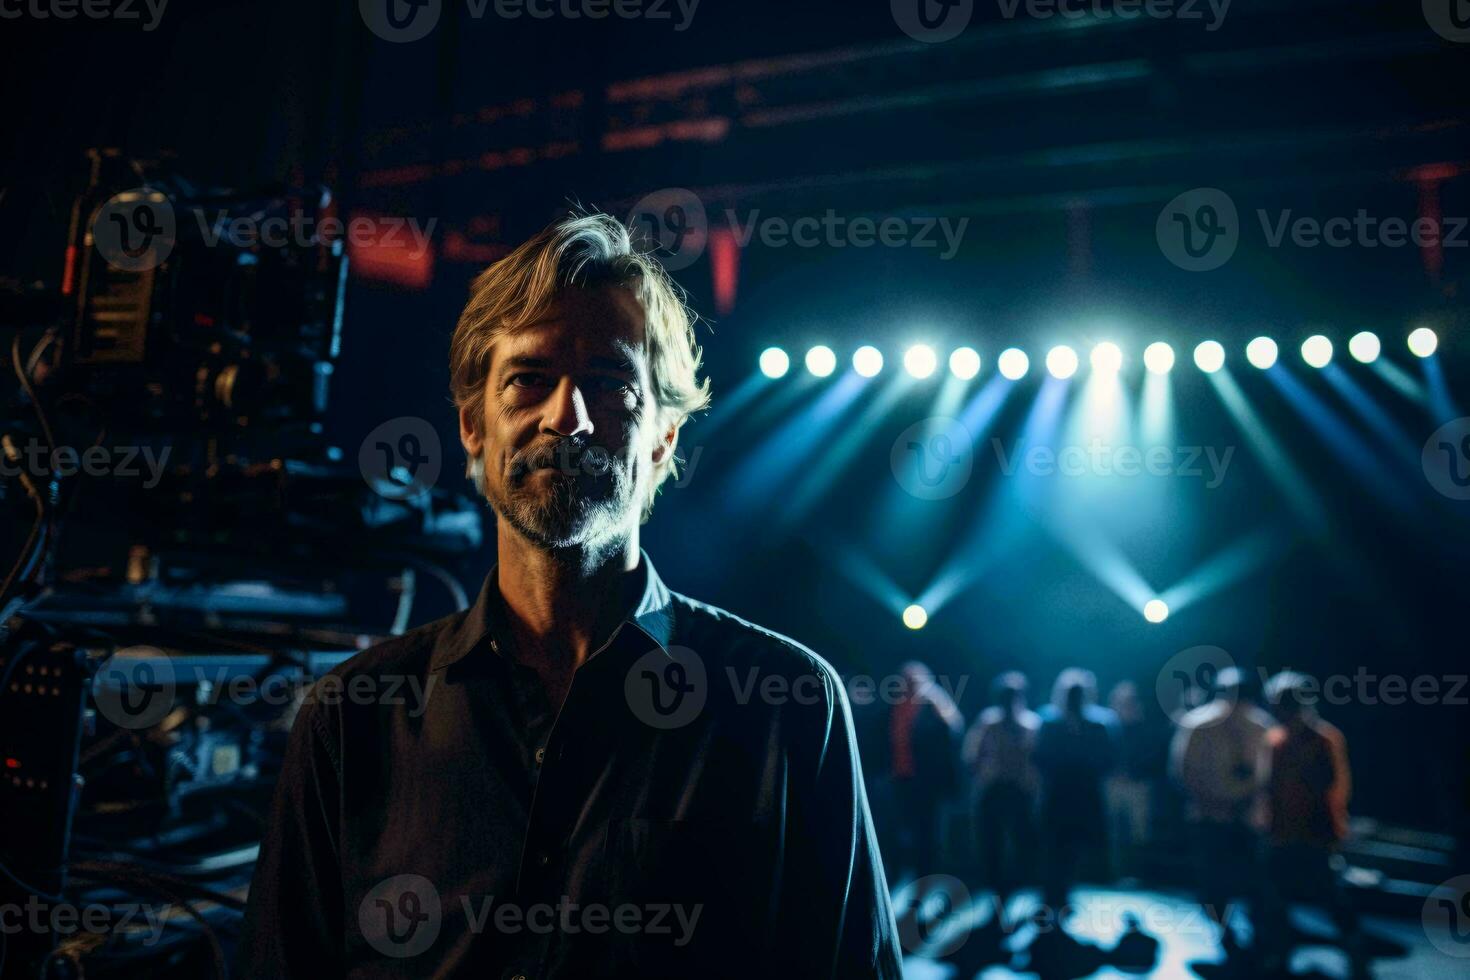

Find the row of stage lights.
[{"left": 758, "top": 328, "right": 1441, "bottom": 381}]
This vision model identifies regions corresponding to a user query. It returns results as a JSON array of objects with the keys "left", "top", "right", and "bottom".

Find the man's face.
[{"left": 460, "top": 286, "right": 673, "bottom": 550}]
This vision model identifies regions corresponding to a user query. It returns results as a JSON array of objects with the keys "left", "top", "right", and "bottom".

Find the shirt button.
[{"left": 534, "top": 746, "right": 546, "bottom": 765}]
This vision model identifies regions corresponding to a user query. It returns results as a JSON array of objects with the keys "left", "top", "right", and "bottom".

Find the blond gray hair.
[{"left": 450, "top": 212, "right": 711, "bottom": 520}]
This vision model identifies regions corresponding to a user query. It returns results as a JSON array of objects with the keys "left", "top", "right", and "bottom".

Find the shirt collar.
[{"left": 430, "top": 548, "right": 674, "bottom": 672}]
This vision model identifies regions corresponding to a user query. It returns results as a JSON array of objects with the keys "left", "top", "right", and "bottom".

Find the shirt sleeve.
[
  {"left": 777, "top": 663, "right": 904, "bottom": 979},
  {"left": 237, "top": 695, "right": 345, "bottom": 977}
]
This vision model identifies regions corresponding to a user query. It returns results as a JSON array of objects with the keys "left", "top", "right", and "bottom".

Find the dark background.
[{"left": 3, "top": 0, "right": 1467, "bottom": 832}]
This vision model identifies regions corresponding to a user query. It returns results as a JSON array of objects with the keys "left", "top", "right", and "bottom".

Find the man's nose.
[{"left": 541, "top": 377, "right": 594, "bottom": 439}]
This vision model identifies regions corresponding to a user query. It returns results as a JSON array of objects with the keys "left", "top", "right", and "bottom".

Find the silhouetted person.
[
  {"left": 1105, "top": 680, "right": 1163, "bottom": 879},
  {"left": 1034, "top": 668, "right": 1118, "bottom": 910},
  {"left": 964, "top": 671, "right": 1040, "bottom": 897},
  {"left": 1169, "top": 666, "right": 1272, "bottom": 962},
  {"left": 1260, "top": 671, "right": 1366, "bottom": 978},
  {"left": 888, "top": 661, "right": 963, "bottom": 903}
]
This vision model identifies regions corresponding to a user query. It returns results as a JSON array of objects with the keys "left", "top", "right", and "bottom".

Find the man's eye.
[
  {"left": 509, "top": 373, "right": 550, "bottom": 388},
  {"left": 596, "top": 377, "right": 635, "bottom": 394}
]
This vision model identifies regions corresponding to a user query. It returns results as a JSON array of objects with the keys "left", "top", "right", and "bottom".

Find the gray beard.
[{"left": 486, "top": 461, "right": 637, "bottom": 551}]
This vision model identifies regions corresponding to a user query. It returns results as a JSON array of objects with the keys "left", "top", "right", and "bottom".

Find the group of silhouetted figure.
[{"left": 860, "top": 663, "right": 1373, "bottom": 978}]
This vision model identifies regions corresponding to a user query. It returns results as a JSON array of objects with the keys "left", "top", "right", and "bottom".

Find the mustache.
[{"left": 508, "top": 438, "right": 613, "bottom": 480}]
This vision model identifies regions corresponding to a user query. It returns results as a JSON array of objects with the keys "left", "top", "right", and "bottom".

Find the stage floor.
[{"left": 896, "top": 884, "right": 1462, "bottom": 979}]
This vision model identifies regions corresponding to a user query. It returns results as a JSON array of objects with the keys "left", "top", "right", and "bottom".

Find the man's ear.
[
  {"left": 459, "top": 406, "right": 484, "bottom": 459},
  {"left": 651, "top": 419, "right": 679, "bottom": 468}
]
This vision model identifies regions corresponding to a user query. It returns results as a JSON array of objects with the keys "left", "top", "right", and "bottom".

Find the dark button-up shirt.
[{"left": 238, "top": 553, "right": 901, "bottom": 978}]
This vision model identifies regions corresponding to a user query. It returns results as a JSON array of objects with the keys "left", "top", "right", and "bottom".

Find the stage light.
[
  {"left": 903, "top": 344, "right": 938, "bottom": 379},
  {"left": 949, "top": 346, "right": 981, "bottom": 380},
  {"left": 1143, "top": 599, "right": 1169, "bottom": 623},
  {"left": 1408, "top": 327, "right": 1438, "bottom": 358},
  {"left": 1348, "top": 331, "right": 1380, "bottom": 364},
  {"left": 1301, "top": 335, "right": 1333, "bottom": 369},
  {"left": 1090, "top": 341, "right": 1123, "bottom": 375},
  {"left": 1143, "top": 342, "right": 1175, "bottom": 374},
  {"left": 853, "top": 345, "right": 884, "bottom": 378},
  {"left": 902, "top": 604, "right": 928, "bottom": 630},
  {"left": 759, "top": 347, "right": 790, "bottom": 379},
  {"left": 1194, "top": 340, "right": 1225, "bottom": 374},
  {"left": 1246, "top": 337, "right": 1278, "bottom": 370},
  {"left": 1046, "top": 345, "right": 1079, "bottom": 379},
  {"left": 805, "top": 345, "right": 836, "bottom": 377},
  {"left": 998, "top": 348, "right": 1029, "bottom": 380}
]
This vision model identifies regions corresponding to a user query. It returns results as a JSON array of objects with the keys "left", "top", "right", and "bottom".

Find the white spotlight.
[
  {"left": 1301, "top": 335, "right": 1333, "bottom": 369},
  {"left": 1408, "top": 327, "right": 1439, "bottom": 358},
  {"left": 1246, "top": 337, "right": 1278, "bottom": 370},
  {"left": 903, "top": 344, "right": 938, "bottom": 379},
  {"left": 1143, "top": 599, "right": 1169, "bottom": 624},
  {"left": 1143, "top": 342, "right": 1175, "bottom": 374},
  {"left": 1348, "top": 331, "right": 1380, "bottom": 364},
  {"left": 1046, "top": 345, "right": 1079, "bottom": 379},
  {"left": 902, "top": 604, "right": 928, "bottom": 630},
  {"left": 1193, "top": 340, "right": 1226, "bottom": 374},
  {"left": 758, "top": 347, "right": 790, "bottom": 378},
  {"left": 949, "top": 346, "right": 981, "bottom": 380},
  {"left": 853, "top": 345, "right": 884, "bottom": 378},
  {"left": 1090, "top": 341, "right": 1123, "bottom": 375},
  {"left": 997, "top": 348, "right": 1030, "bottom": 380},
  {"left": 804, "top": 345, "right": 836, "bottom": 378}
]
